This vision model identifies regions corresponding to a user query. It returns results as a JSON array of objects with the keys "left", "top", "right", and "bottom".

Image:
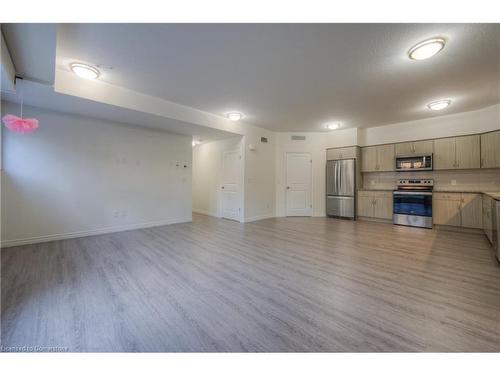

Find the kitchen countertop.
[
  {"left": 359, "top": 189, "right": 500, "bottom": 200},
  {"left": 482, "top": 192, "right": 500, "bottom": 200}
]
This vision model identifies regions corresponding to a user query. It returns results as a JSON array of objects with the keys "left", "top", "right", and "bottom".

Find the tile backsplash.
[{"left": 363, "top": 169, "right": 500, "bottom": 192}]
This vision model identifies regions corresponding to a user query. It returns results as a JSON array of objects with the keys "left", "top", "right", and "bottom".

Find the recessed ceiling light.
[
  {"left": 69, "top": 62, "right": 100, "bottom": 79},
  {"left": 408, "top": 37, "right": 446, "bottom": 60},
  {"left": 226, "top": 112, "right": 243, "bottom": 121},
  {"left": 427, "top": 99, "right": 451, "bottom": 111},
  {"left": 325, "top": 123, "right": 340, "bottom": 130}
]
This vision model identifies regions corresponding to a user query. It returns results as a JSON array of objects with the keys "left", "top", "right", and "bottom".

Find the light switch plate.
[{"left": 451, "top": 180, "right": 457, "bottom": 186}]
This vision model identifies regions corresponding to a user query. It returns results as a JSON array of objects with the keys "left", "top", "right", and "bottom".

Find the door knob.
[
  {"left": 286, "top": 186, "right": 290, "bottom": 190},
  {"left": 221, "top": 186, "right": 225, "bottom": 189}
]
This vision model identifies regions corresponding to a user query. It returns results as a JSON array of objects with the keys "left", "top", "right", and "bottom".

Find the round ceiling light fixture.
[
  {"left": 226, "top": 112, "right": 243, "bottom": 121},
  {"left": 427, "top": 99, "right": 451, "bottom": 111},
  {"left": 69, "top": 62, "right": 100, "bottom": 79},
  {"left": 325, "top": 122, "right": 340, "bottom": 130},
  {"left": 408, "top": 37, "right": 446, "bottom": 60}
]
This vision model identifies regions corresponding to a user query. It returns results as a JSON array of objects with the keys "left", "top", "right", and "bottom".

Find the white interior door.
[
  {"left": 286, "top": 152, "right": 312, "bottom": 217},
  {"left": 221, "top": 149, "right": 240, "bottom": 221}
]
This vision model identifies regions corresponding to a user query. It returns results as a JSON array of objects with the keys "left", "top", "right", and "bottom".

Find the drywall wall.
[
  {"left": 1, "top": 102, "right": 192, "bottom": 247},
  {"left": 192, "top": 136, "right": 243, "bottom": 218},
  {"left": 243, "top": 130, "right": 276, "bottom": 222},
  {"left": 358, "top": 103, "right": 500, "bottom": 146},
  {"left": 192, "top": 131, "right": 274, "bottom": 223}
]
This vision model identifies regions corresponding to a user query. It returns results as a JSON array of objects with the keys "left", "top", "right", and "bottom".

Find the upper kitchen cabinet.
[
  {"left": 455, "top": 135, "right": 480, "bottom": 169},
  {"left": 434, "top": 135, "right": 480, "bottom": 170},
  {"left": 394, "top": 140, "right": 433, "bottom": 156},
  {"left": 326, "top": 146, "right": 358, "bottom": 160},
  {"left": 481, "top": 130, "right": 500, "bottom": 169},
  {"left": 361, "top": 144, "right": 394, "bottom": 172},
  {"left": 361, "top": 146, "right": 377, "bottom": 171},
  {"left": 434, "top": 137, "right": 455, "bottom": 169}
]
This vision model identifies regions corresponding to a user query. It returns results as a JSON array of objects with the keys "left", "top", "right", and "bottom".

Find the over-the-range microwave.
[{"left": 395, "top": 154, "right": 433, "bottom": 171}]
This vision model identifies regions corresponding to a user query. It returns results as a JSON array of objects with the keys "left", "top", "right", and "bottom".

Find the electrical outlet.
[
  {"left": 451, "top": 180, "right": 457, "bottom": 186},
  {"left": 370, "top": 180, "right": 376, "bottom": 186}
]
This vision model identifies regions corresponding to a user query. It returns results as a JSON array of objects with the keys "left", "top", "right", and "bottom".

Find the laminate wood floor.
[{"left": 2, "top": 214, "right": 500, "bottom": 352}]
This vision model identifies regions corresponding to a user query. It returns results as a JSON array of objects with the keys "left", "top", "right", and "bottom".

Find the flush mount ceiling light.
[
  {"left": 226, "top": 112, "right": 243, "bottom": 121},
  {"left": 325, "top": 123, "right": 340, "bottom": 130},
  {"left": 408, "top": 37, "right": 446, "bottom": 60},
  {"left": 69, "top": 62, "right": 100, "bottom": 79},
  {"left": 427, "top": 99, "right": 451, "bottom": 111}
]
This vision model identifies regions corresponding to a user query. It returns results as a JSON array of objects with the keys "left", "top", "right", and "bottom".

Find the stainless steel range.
[{"left": 393, "top": 179, "right": 433, "bottom": 229}]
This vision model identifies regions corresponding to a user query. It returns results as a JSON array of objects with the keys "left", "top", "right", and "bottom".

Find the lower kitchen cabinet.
[
  {"left": 357, "top": 191, "right": 393, "bottom": 220},
  {"left": 482, "top": 195, "right": 494, "bottom": 243},
  {"left": 433, "top": 192, "right": 482, "bottom": 228},
  {"left": 460, "top": 193, "right": 483, "bottom": 229}
]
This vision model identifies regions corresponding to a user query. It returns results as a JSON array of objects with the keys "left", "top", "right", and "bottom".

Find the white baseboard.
[
  {"left": 243, "top": 213, "right": 275, "bottom": 223},
  {"left": 192, "top": 208, "right": 219, "bottom": 217},
  {"left": 1, "top": 216, "right": 192, "bottom": 248}
]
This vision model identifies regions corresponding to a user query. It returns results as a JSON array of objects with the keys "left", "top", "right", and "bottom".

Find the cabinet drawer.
[
  {"left": 433, "top": 192, "right": 461, "bottom": 200},
  {"left": 374, "top": 191, "right": 393, "bottom": 199},
  {"left": 357, "top": 190, "right": 374, "bottom": 197}
]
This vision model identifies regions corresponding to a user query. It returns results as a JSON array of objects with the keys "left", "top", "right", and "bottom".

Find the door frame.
[
  {"left": 285, "top": 152, "right": 313, "bottom": 217},
  {"left": 220, "top": 148, "right": 242, "bottom": 222}
]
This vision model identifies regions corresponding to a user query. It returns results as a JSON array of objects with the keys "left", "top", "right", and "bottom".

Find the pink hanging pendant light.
[{"left": 2, "top": 91, "right": 39, "bottom": 134}]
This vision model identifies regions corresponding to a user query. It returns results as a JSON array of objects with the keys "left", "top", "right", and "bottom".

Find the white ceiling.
[{"left": 56, "top": 23, "right": 500, "bottom": 132}]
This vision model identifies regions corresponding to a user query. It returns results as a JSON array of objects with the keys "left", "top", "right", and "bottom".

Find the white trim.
[
  {"left": 192, "top": 209, "right": 219, "bottom": 217},
  {"left": 242, "top": 213, "right": 275, "bottom": 223},
  {"left": 0, "top": 216, "right": 192, "bottom": 248}
]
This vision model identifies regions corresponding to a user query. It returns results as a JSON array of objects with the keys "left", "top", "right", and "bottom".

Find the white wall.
[
  {"left": 358, "top": 103, "right": 500, "bottom": 146},
  {"left": 243, "top": 130, "right": 276, "bottom": 222},
  {"left": 1, "top": 102, "right": 192, "bottom": 247},
  {"left": 192, "top": 136, "right": 243, "bottom": 218}
]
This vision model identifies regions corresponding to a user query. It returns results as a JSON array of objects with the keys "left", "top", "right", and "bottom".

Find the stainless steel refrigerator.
[{"left": 326, "top": 159, "right": 356, "bottom": 219}]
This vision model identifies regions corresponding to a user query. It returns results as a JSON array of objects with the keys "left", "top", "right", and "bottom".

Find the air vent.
[
  {"left": 291, "top": 135, "right": 306, "bottom": 141},
  {"left": 260, "top": 137, "right": 268, "bottom": 143}
]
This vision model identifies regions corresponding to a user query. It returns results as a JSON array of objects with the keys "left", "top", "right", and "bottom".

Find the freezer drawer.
[{"left": 327, "top": 196, "right": 355, "bottom": 219}]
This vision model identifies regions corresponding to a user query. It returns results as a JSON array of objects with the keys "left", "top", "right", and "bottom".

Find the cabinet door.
[
  {"left": 339, "top": 146, "right": 357, "bottom": 159},
  {"left": 413, "top": 140, "right": 434, "bottom": 155},
  {"left": 361, "top": 147, "right": 377, "bottom": 172},
  {"left": 357, "top": 193, "right": 374, "bottom": 217},
  {"left": 460, "top": 193, "right": 482, "bottom": 229},
  {"left": 482, "top": 195, "right": 493, "bottom": 243},
  {"left": 481, "top": 130, "right": 500, "bottom": 169},
  {"left": 395, "top": 142, "right": 413, "bottom": 156},
  {"left": 376, "top": 144, "right": 395, "bottom": 171},
  {"left": 455, "top": 135, "right": 480, "bottom": 169},
  {"left": 434, "top": 137, "right": 456, "bottom": 170},
  {"left": 326, "top": 148, "right": 341, "bottom": 160},
  {"left": 433, "top": 194, "right": 461, "bottom": 226},
  {"left": 373, "top": 192, "right": 393, "bottom": 220}
]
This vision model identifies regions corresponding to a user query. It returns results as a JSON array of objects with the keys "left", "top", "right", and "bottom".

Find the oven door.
[
  {"left": 393, "top": 191, "right": 432, "bottom": 217},
  {"left": 393, "top": 191, "right": 433, "bottom": 228}
]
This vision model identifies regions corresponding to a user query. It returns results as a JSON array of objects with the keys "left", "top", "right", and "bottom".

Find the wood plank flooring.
[{"left": 2, "top": 214, "right": 500, "bottom": 352}]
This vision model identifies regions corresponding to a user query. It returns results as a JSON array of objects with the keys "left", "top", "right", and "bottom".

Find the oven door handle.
[{"left": 393, "top": 191, "right": 433, "bottom": 196}]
